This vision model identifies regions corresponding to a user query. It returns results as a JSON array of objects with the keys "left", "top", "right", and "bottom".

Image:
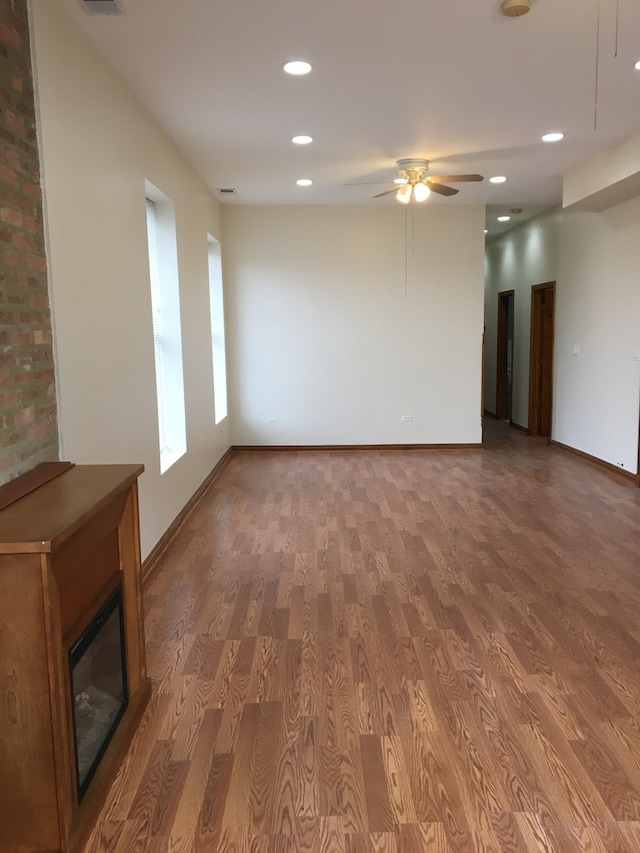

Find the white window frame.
[
  {"left": 207, "top": 234, "right": 228, "bottom": 425},
  {"left": 145, "top": 183, "right": 187, "bottom": 473}
]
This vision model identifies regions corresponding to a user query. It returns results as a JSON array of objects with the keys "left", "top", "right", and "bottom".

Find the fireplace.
[
  {"left": 69, "top": 583, "right": 128, "bottom": 799},
  {"left": 0, "top": 463, "right": 151, "bottom": 853}
]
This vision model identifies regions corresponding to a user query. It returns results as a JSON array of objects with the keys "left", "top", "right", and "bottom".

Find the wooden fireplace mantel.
[{"left": 0, "top": 464, "right": 151, "bottom": 853}]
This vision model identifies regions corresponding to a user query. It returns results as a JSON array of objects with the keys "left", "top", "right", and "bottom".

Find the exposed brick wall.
[{"left": 0, "top": 0, "right": 58, "bottom": 484}]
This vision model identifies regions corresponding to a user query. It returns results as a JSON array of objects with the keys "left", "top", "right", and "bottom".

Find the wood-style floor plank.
[{"left": 85, "top": 422, "right": 640, "bottom": 851}]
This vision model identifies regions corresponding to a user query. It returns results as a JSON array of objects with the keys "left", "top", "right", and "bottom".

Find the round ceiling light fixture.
[
  {"left": 396, "top": 184, "right": 412, "bottom": 204},
  {"left": 497, "top": 215, "right": 511, "bottom": 222},
  {"left": 413, "top": 182, "right": 431, "bottom": 202},
  {"left": 501, "top": 0, "right": 531, "bottom": 17},
  {"left": 542, "top": 131, "right": 564, "bottom": 143},
  {"left": 489, "top": 176, "right": 507, "bottom": 184},
  {"left": 296, "top": 178, "right": 312, "bottom": 186},
  {"left": 292, "top": 135, "right": 313, "bottom": 145}
]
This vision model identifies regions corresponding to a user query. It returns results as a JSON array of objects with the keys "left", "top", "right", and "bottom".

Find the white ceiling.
[{"left": 59, "top": 0, "right": 640, "bottom": 236}]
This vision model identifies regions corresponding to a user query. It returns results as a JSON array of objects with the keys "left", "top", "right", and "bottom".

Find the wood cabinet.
[{"left": 0, "top": 464, "right": 151, "bottom": 853}]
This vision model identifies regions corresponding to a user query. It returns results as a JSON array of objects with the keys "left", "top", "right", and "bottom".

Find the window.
[
  {"left": 207, "top": 235, "right": 228, "bottom": 424},
  {"left": 145, "top": 184, "right": 187, "bottom": 472}
]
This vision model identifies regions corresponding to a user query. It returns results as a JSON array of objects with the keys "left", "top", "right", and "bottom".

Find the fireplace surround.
[{"left": 0, "top": 464, "right": 150, "bottom": 853}]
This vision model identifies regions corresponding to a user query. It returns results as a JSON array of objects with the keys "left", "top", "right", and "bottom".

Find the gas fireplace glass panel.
[{"left": 69, "top": 585, "right": 128, "bottom": 799}]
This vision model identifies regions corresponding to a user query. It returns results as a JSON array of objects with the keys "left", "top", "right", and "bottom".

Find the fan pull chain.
[
  {"left": 615, "top": 0, "right": 619, "bottom": 57},
  {"left": 411, "top": 204, "right": 416, "bottom": 255},
  {"left": 594, "top": 0, "right": 600, "bottom": 131},
  {"left": 404, "top": 205, "right": 409, "bottom": 297}
]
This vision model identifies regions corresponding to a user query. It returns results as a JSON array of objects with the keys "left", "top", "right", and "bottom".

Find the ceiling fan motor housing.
[
  {"left": 396, "top": 158, "right": 430, "bottom": 184},
  {"left": 396, "top": 159, "right": 430, "bottom": 173},
  {"left": 501, "top": 0, "right": 531, "bottom": 17}
]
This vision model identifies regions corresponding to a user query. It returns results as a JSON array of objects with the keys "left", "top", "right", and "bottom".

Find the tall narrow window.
[
  {"left": 207, "top": 235, "right": 228, "bottom": 424},
  {"left": 145, "top": 184, "right": 187, "bottom": 472}
]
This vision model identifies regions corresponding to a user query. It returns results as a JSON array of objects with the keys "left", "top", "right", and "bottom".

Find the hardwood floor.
[{"left": 86, "top": 422, "right": 640, "bottom": 852}]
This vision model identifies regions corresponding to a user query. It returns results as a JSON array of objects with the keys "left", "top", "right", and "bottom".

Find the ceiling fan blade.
[
  {"left": 428, "top": 174, "right": 484, "bottom": 183},
  {"left": 427, "top": 182, "right": 458, "bottom": 196},
  {"left": 373, "top": 186, "right": 400, "bottom": 198}
]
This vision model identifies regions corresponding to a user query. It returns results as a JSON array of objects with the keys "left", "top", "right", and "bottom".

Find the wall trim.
[
  {"left": 231, "top": 443, "right": 482, "bottom": 453},
  {"left": 509, "top": 420, "right": 531, "bottom": 436},
  {"left": 142, "top": 447, "right": 233, "bottom": 582},
  {"left": 550, "top": 439, "right": 639, "bottom": 486},
  {"left": 483, "top": 409, "right": 497, "bottom": 419}
]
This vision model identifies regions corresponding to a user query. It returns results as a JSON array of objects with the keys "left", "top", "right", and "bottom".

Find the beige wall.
[
  {"left": 31, "top": 0, "right": 230, "bottom": 557},
  {"left": 223, "top": 204, "right": 486, "bottom": 446},
  {"left": 554, "top": 197, "right": 640, "bottom": 472}
]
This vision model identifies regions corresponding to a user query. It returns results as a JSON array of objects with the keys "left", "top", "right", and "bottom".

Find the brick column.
[{"left": 0, "top": 0, "right": 58, "bottom": 483}]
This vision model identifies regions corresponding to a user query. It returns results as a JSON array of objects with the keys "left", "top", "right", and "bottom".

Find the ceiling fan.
[{"left": 374, "top": 158, "right": 484, "bottom": 203}]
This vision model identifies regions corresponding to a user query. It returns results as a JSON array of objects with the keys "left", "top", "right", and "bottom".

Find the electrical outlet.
[
  {"left": 401, "top": 414, "right": 413, "bottom": 422},
  {"left": 572, "top": 345, "right": 580, "bottom": 356}
]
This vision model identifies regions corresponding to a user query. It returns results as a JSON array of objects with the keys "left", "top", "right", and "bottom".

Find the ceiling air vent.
[
  {"left": 83, "top": 0, "right": 124, "bottom": 15},
  {"left": 217, "top": 188, "right": 238, "bottom": 196}
]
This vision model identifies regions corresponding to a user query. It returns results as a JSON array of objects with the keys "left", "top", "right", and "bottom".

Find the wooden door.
[{"left": 528, "top": 282, "right": 555, "bottom": 437}]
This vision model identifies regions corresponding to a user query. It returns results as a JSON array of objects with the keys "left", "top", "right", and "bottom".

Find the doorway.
[
  {"left": 496, "top": 290, "right": 514, "bottom": 421},
  {"left": 528, "top": 281, "right": 556, "bottom": 437}
]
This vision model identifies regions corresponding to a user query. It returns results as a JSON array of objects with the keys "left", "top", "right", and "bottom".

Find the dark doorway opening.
[{"left": 496, "top": 290, "right": 515, "bottom": 422}]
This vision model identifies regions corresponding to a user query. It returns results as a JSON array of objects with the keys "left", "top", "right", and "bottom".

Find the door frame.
[
  {"left": 528, "top": 281, "right": 556, "bottom": 437},
  {"left": 496, "top": 290, "right": 514, "bottom": 421}
]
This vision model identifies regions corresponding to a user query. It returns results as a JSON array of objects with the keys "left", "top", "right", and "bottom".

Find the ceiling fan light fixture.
[
  {"left": 413, "top": 182, "right": 431, "bottom": 202},
  {"left": 373, "top": 158, "right": 482, "bottom": 202}
]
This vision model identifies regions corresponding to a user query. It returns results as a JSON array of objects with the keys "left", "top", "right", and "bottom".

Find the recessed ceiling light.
[
  {"left": 484, "top": 229, "right": 489, "bottom": 234},
  {"left": 292, "top": 135, "right": 313, "bottom": 145},
  {"left": 284, "top": 60, "right": 312, "bottom": 76},
  {"left": 497, "top": 215, "right": 511, "bottom": 222},
  {"left": 635, "top": 60, "right": 640, "bottom": 70},
  {"left": 296, "top": 178, "right": 312, "bottom": 186},
  {"left": 489, "top": 176, "right": 507, "bottom": 184},
  {"left": 542, "top": 132, "right": 564, "bottom": 143}
]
